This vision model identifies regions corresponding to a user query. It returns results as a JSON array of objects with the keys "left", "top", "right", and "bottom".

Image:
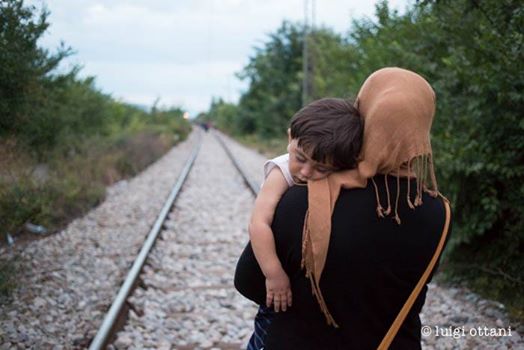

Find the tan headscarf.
[{"left": 301, "top": 67, "right": 439, "bottom": 327}]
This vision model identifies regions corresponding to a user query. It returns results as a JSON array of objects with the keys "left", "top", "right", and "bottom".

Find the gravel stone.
[
  {"left": 115, "top": 132, "right": 260, "bottom": 348},
  {"left": 0, "top": 131, "right": 199, "bottom": 347},
  {"left": 1, "top": 129, "right": 522, "bottom": 349}
]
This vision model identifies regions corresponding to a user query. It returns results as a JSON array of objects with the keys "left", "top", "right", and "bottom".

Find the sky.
[{"left": 28, "top": 0, "right": 410, "bottom": 116}]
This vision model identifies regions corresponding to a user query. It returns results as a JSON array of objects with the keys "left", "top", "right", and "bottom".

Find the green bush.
[
  {"left": 0, "top": 0, "right": 71, "bottom": 143},
  {"left": 1, "top": 126, "right": 188, "bottom": 242}
]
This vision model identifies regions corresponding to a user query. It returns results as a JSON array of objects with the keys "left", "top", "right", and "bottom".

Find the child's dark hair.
[{"left": 289, "top": 98, "right": 363, "bottom": 170}]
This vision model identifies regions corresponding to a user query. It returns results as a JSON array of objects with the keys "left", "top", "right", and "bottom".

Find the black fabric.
[
  {"left": 247, "top": 305, "right": 275, "bottom": 350},
  {"left": 234, "top": 175, "right": 452, "bottom": 350}
]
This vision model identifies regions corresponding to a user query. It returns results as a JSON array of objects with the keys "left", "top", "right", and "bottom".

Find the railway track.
[
  {"left": 89, "top": 130, "right": 261, "bottom": 349},
  {"left": 2, "top": 129, "right": 521, "bottom": 349}
]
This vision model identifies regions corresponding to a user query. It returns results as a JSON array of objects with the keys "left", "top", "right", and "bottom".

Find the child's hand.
[{"left": 265, "top": 269, "right": 292, "bottom": 312}]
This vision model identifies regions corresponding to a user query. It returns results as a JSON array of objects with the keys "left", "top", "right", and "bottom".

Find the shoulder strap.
[{"left": 377, "top": 198, "right": 451, "bottom": 350}]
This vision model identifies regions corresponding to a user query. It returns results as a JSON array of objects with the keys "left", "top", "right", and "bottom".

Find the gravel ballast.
[{"left": 1, "top": 130, "right": 521, "bottom": 349}]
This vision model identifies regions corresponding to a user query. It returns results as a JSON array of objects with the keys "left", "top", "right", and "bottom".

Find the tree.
[
  {"left": 419, "top": 0, "right": 524, "bottom": 308},
  {"left": 206, "top": 98, "right": 240, "bottom": 134},
  {"left": 236, "top": 21, "right": 304, "bottom": 138},
  {"left": 0, "top": 0, "right": 72, "bottom": 138}
]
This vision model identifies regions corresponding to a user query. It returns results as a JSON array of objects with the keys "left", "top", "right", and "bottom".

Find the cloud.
[
  {"left": 29, "top": 0, "right": 410, "bottom": 113},
  {"left": 82, "top": 60, "right": 245, "bottom": 113}
]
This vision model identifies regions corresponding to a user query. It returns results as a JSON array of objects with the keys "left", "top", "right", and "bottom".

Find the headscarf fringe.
[
  {"left": 393, "top": 215, "right": 401, "bottom": 225},
  {"left": 428, "top": 154, "right": 439, "bottom": 197},
  {"left": 373, "top": 153, "right": 438, "bottom": 220},
  {"left": 308, "top": 270, "right": 339, "bottom": 327},
  {"left": 368, "top": 154, "right": 439, "bottom": 222},
  {"left": 393, "top": 171, "right": 401, "bottom": 225},
  {"left": 383, "top": 174, "right": 392, "bottom": 216},
  {"left": 300, "top": 210, "right": 310, "bottom": 269},
  {"left": 301, "top": 212, "right": 340, "bottom": 327},
  {"left": 371, "top": 178, "right": 385, "bottom": 218},
  {"left": 406, "top": 158, "right": 415, "bottom": 209}
]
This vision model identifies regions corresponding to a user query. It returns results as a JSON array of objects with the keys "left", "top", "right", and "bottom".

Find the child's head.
[{"left": 287, "top": 98, "right": 363, "bottom": 183}]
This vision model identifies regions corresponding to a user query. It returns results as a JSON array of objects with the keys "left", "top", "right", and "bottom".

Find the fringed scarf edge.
[{"left": 300, "top": 152, "right": 440, "bottom": 328}]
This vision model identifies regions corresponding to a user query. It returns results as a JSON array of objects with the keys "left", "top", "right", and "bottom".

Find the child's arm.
[{"left": 249, "top": 167, "right": 292, "bottom": 312}]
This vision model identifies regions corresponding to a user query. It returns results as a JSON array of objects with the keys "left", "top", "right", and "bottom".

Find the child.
[{"left": 247, "top": 98, "right": 363, "bottom": 349}]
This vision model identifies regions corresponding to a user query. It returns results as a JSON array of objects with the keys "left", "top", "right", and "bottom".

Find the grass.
[
  {"left": 0, "top": 127, "right": 189, "bottom": 298},
  {"left": 234, "top": 134, "right": 288, "bottom": 158}
]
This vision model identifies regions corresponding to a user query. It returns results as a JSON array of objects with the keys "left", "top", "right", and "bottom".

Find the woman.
[{"left": 235, "top": 67, "right": 452, "bottom": 349}]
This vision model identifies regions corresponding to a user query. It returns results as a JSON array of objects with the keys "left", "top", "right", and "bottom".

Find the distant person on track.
[
  {"left": 235, "top": 67, "right": 452, "bottom": 349},
  {"left": 200, "top": 122, "right": 210, "bottom": 132},
  {"left": 247, "top": 98, "right": 363, "bottom": 349}
]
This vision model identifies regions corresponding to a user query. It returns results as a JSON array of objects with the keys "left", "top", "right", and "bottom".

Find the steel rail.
[
  {"left": 89, "top": 133, "right": 202, "bottom": 350},
  {"left": 213, "top": 131, "right": 259, "bottom": 196}
]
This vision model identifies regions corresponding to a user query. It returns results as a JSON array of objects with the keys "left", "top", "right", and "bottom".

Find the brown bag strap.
[{"left": 377, "top": 199, "right": 451, "bottom": 350}]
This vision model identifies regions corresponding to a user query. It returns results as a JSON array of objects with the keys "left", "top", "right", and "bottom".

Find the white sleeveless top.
[{"left": 263, "top": 153, "right": 294, "bottom": 187}]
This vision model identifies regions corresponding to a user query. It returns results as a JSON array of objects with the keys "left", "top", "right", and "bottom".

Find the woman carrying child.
[
  {"left": 247, "top": 98, "right": 363, "bottom": 349},
  {"left": 236, "top": 67, "right": 452, "bottom": 349}
]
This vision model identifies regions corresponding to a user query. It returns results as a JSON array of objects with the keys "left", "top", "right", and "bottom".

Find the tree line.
[
  {"left": 201, "top": 0, "right": 524, "bottom": 318},
  {"left": 0, "top": 0, "right": 191, "bottom": 255}
]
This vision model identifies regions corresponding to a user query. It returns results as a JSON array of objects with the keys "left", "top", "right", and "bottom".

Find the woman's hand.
[{"left": 265, "top": 269, "right": 293, "bottom": 312}]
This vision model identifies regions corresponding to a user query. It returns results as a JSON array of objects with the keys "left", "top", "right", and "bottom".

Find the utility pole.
[
  {"left": 302, "top": 0, "right": 309, "bottom": 106},
  {"left": 302, "top": 0, "right": 315, "bottom": 106}
]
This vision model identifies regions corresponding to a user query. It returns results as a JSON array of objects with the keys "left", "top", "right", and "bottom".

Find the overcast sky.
[{"left": 28, "top": 0, "right": 410, "bottom": 116}]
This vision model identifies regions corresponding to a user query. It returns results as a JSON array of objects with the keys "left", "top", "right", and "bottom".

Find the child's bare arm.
[
  {"left": 249, "top": 167, "right": 292, "bottom": 311},
  {"left": 249, "top": 167, "right": 288, "bottom": 276}
]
